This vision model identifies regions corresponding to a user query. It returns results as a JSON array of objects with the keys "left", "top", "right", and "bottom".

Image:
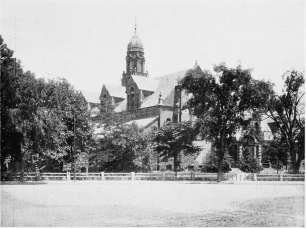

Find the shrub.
[
  {"left": 238, "top": 155, "right": 262, "bottom": 173},
  {"left": 201, "top": 150, "right": 232, "bottom": 173}
]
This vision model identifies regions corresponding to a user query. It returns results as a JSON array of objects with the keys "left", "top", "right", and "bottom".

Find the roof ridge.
[
  {"left": 104, "top": 83, "right": 125, "bottom": 88},
  {"left": 154, "top": 69, "right": 189, "bottom": 80}
]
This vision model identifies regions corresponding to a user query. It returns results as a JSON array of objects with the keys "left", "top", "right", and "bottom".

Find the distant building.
[{"left": 81, "top": 91, "right": 100, "bottom": 117}]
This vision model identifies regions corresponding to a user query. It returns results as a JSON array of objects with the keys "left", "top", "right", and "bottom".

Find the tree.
[
  {"left": 42, "top": 78, "right": 93, "bottom": 172},
  {"left": 1, "top": 36, "right": 28, "bottom": 180},
  {"left": 150, "top": 121, "right": 200, "bottom": 178},
  {"left": 92, "top": 123, "right": 153, "bottom": 172},
  {"left": 261, "top": 139, "right": 288, "bottom": 170},
  {"left": 180, "top": 63, "right": 269, "bottom": 182},
  {"left": 201, "top": 148, "right": 232, "bottom": 173},
  {"left": 1, "top": 36, "right": 94, "bottom": 180},
  {"left": 263, "top": 69, "right": 304, "bottom": 173}
]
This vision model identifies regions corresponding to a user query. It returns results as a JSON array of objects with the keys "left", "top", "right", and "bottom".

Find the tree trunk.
[
  {"left": 174, "top": 153, "right": 178, "bottom": 180},
  {"left": 217, "top": 129, "right": 226, "bottom": 183},
  {"left": 19, "top": 153, "right": 25, "bottom": 182},
  {"left": 292, "top": 146, "right": 304, "bottom": 174},
  {"left": 217, "top": 158, "right": 222, "bottom": 183},
  {"left": 289, "top": 144, "right": 299, "bottom": 173},
  {"left": 295, "top": 155, "right": 302, "bottom": 174}
]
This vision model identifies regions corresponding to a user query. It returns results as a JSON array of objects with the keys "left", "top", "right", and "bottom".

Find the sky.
[{"left": 1, "top": 0, "right": 305, "bottom": 94}]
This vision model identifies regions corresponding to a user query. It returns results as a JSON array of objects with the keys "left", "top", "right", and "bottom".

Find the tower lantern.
[{"left": 121, "top": 22, "right": 148, "bottom": 86}]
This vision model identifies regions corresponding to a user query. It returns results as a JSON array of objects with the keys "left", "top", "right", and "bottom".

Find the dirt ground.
[{"left": 1, "top": 181, "right": 304, "bottom": 227}]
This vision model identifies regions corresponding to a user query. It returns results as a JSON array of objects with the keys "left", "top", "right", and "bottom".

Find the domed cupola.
[
  {"left": 127, "top": 27, "right": 144, "bottom": 52},
  {"left": 122, "top": 20, "right": 148, "bottom": 87}
]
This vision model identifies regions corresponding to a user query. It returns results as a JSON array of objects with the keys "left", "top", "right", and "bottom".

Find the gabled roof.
[
  {"left": 131, "top": 75, "right": 159, "bottom": 92},
  {"left": 81, "top": 91, "right": 100, "bottom": 104},
  {"left": 141, "top": 69, "right": 189, "bottom": 108},
  {"left": 114, "top": 98, "right": 127, "bottom": 112},
  {"left": 103, "top": 84, "right": 126, "bottom": 98}
]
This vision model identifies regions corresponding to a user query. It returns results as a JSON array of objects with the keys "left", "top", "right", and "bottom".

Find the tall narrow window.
[{"left": 130, "top": 87, "right": 135, "bottom": 110}]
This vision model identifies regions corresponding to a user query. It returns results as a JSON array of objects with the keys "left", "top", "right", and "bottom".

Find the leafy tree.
[
  {"left": 1, "top": 36, "right": 93, "bottom": 180},
  {"left": 238, "top": 154, "right": 262, "bottom": 173},
  {"left": 261, "top": 139, "right": 288, "bottom": 170},
  {"left": 9, "top": 71, "right": 47, "bottom": 181},
  {"left": 92, "top": 123, "right": 153, "bottom": 172},
  {"left": 1, "top": 36, "right": 28, "bottom": 180},
  {"left": 180, "top": 63, "right": 270, "bottom": 182},
  {"left": 201, "top": 148, "right": 232, "bottom": 173},
  {"left": 150, "top": 121, "right": 200, "bottom": 178},
  {"left": 262, "top": 70, "right": 304, "bottom": 173},
  {"left": 41, "top": 78, "right": 93, "bottom": 172}
]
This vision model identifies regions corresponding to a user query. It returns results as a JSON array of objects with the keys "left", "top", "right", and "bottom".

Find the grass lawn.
[{"left": 1, "top": 181, "right": 304, "bottom": 226}]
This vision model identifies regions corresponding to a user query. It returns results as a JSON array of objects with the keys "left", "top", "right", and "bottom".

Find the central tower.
[{"left": 121, "top": 22, "right": 148, "bottom": 86}]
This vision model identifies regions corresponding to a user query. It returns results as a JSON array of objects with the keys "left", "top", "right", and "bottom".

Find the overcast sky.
[{"left": 1, "top": 0, "right": 305, "bottom": 94}]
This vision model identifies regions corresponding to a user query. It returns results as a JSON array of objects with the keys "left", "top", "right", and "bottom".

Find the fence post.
[
  {"left": 238, "top": 174, "right": 241, "bottom": 181},
  {"left": 101, "top": 172, "right": 105, "bottom": 181},
  {"left": 162, "top": 172, "right": 166, "bottom": 181},
  {"left": 67, "top": 172, "right": 71, "bottom": 181},
  {"left": 253, "top": 173, "right": 257, "bottom": 181},
  {"left": 280, "top": 173, "right": 283, "bottom": 181},
  {"left": 191, "top": 172, "right": 195, "bottom": 181},
  {"left": 131, "top": 172, "right": 135, "bottom": 181}
]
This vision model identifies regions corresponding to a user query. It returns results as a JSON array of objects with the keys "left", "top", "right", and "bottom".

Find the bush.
[
  {"left": 201, "top": 150, "right": 232, "bottom": 173},
  {"left": 238, "top": 155, "right": 262, "bottom": 173},
  {"left": 202, "top": 160, "right": 231, "bottom": 173}
]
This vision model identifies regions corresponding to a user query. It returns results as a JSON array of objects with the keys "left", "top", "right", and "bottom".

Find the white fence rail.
[
  {"left": 1, "top": 172, "right": 304, "bottom": 182},
  {"left": 256, "top": 173, "right": 305, "bottom": 181}
]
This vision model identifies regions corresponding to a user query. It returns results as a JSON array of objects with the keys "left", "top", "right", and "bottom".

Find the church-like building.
[
  {"left": 86, "top": 25, "right": 277, "bottom": 171},
  {"left": 97, "top": 25, "right": 199, "bottom": 130}
]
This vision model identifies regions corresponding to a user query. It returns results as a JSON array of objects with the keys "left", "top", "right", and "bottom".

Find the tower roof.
[{"left": 127, "top": 24, "right": 144, "bottom": 52}]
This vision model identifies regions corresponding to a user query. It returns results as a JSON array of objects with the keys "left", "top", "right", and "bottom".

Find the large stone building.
[
  {"left": 88, "top": 24, "right": 277, "bottom": 171},
  {"left": 96, "top": 25, "right": 198, "bottom": 129}
]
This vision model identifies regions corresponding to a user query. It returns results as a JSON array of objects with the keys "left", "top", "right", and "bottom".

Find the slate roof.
[
  {"left": 141, "top": 69, "right": 189, "bottom": 108},
  {"left": 131, "top": 75, "right": 159, "bottom": 92},
  {"left": 114, "top": 98, "right": 127, "bottom": 112},
  {"left": 124, "top": 116, "right": 159, "bottom": 128},
  {"left": 260, "top": 115, "right": 275, "bottom": 132},
  {"left": 103, "top": 84, "right": 126, "bottom": 98},
  {"left": 81, "top": 91, "right": 100, "bottom": 104},
  {"left": 260, "top": 115, "right": 275, "bottom": 140}
]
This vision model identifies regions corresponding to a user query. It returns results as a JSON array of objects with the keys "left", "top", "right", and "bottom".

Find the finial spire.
[
  {"left": 135, "top": 17, "right": 137, "bottom": 31},
  {"left": 193, "top": 60, "right": 199, "bottom": 70},
  {"left": 158, "top": 93, "right": 164, "bottom": 105}
]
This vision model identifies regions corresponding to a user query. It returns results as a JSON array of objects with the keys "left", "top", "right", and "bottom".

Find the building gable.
[{"left": 141, "top": 69, "right": 188, "bottom": 108}]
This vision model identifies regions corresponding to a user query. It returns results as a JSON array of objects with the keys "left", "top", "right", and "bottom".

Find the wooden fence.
[
  {"left": 256, "top": 173, "right": 305, "bottom": 181},
  {"left": 1, "top": 172, "right": 304, "bottom": 182}
]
